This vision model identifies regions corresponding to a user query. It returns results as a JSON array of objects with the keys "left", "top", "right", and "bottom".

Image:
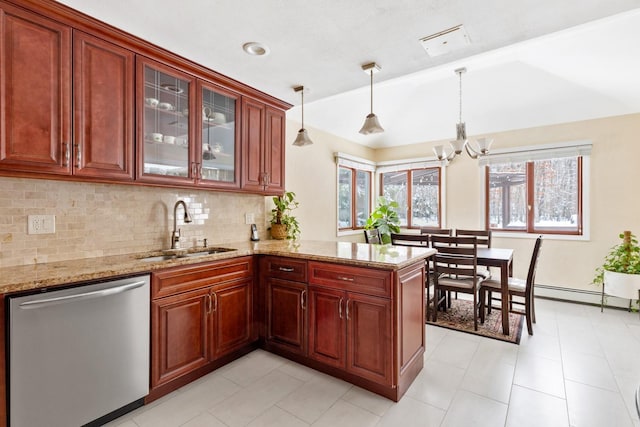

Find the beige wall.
[
  {"left": 0, "top": 179, "right": 266, "bottom": 268},
  {"left": 289, "top": 113, "right": 640, "bottom": 293}
]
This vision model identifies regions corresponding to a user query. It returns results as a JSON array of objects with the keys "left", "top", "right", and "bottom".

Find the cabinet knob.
[
  {"left": 211, "top": 291, "right": 218, "bottom": 312},
  {"left": 300, "top": 289, "right": 306, "bottom": 310},
  {"left": 339, "top": 297, "right": 344, "bottom": 319}
]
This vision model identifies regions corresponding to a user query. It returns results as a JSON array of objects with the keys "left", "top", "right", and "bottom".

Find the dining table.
[{"left": 476, "top": 247, "right": 514, "bottom": 335}]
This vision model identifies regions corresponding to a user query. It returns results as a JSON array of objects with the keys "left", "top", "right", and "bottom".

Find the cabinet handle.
[
  {"left": 212, "top": 291, "right": 218, "bottom": 312},
  {"left": 300, "top": 289, "right": 306, "bottom": 310},
  {"left": 337, "top": 276, "right": 355, "bottom": 282},
  {"left": 346, "top": 299, "right": 350, "bottom": 320},
  {"left": 62, "top": 142, "right": 70, "bottom": 167},
  {"left": 191, "top": 162, "right": 197, "bottom": 178},
  {"left": 74, "top": 143, "right": 81, "bottom": 168},
  {"left": 206, "top": 293, "right": 212, "bottom": 314},
  {"left": 278, "top": 267, "right": 294, "bottom": 272},
  {"left": 197, "top": 163, "right": 202, "bottom": 179},
  {"left": 339, "top": 297, "right": 344, "bottom": 319}
]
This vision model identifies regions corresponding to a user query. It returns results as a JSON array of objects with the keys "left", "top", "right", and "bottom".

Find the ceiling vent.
[{"left": 419, "top": 25, "right": 470, "bottom": 57}]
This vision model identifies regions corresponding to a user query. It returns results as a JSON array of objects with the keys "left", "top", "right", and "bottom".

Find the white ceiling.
[{"left": 56, "top": 0, "right": 640, "bottom": 148}]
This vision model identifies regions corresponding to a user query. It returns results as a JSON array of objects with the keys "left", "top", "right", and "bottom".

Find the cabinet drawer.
[
  {"left": 260, "top": 256, "right": 307, "bottom": 282},
  {"left": 152, "top": 256, "right": 253, "bottom": 299},
  {"left": 308, "top": 261, "right": 390, "bottom": 298}
]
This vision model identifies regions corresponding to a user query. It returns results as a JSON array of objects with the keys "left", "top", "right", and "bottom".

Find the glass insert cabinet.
[{"left": 137, "top": 58, "right": 240, "bottom": 188}]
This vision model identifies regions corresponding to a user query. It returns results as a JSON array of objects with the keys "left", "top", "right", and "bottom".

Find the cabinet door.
[
  {"left": 266, "top": 277, "right": 307, "bottom": 355},
  {"left": 346, "top": 293, "right": 392, "bottom": 385},
  {"left": 241, "top": 97, "right": 265, "bottom": 192},
  {"left": 73, "top": 31, "right": 134, "bottom": 180},
  {"left": 210, "top": 278, "right": 253, "bottom": 359},
  {"left": 197, "top": 80, "right": 241, "bottom": 188},
  {"left": 137, "top": 56, "right": 196, "bottom": 184},
  {"left": 263, "top": 106, "right": 285, "bottom": 194},
  {"left": 151, "top": 288, "right": 210, "bottom": 388},
  {"left": 308, "top": 286, "right": 345, "bottom": 369},
  {"left": 0, "top": 3, "right": 71, "bottom": 174}
]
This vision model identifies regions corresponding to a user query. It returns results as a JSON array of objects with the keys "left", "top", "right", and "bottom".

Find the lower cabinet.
[
  {"left": 149, "top": 257, "right": 255, "bottom": 401},
  {"left": 265, "top": 277, "right": 307, "bottom": 356},
  {"left": 308, "top": 286, "right": 392, "bottom": 385}
]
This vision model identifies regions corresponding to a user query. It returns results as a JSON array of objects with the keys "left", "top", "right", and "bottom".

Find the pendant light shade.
[
  {"left": 359, "top": 63, "right": 384, "bottom": 135},
  {"left": 292, "top": 86, "right": 313, "bottom": 147}
]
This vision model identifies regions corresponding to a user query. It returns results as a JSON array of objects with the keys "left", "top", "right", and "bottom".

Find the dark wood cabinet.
[
  {"left": 0, "top": 3, "right": 135, "bottom": 180},
  {"left": 150, "top": 257, "right": 255, "bottom": 400},
  {"left": 0, "top": 2, "right": 71, "bottom": 175},
  {"left": 73, "top": 30, "right": 134, "bottom": 180},
  {"left": 308, "top": 286, "right": 392, "bottom": 385},
  {"left": 261, "top": 256, "right": 308, "bottom": 356},
  {"left": 0, "top": 0, "right": 290, "bottom": 193},
  {"left": 241, "top": 98, "right": 285, "bottom": 195}
]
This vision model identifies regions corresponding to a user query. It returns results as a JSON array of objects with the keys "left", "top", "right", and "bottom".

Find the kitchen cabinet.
[
  {"left": 261, "top": 256, "right": 308, "bottom": 356},
  {"left": 308, "top": 264, "right": 392, "bottom": 385},
  {"left": 150, "top": 256, "right": 255, "bottom": 400},
  {"left": 0, "top": 3, "right": 134, "bottom": 180},
  {"left": 241, "top": 98, "right": 285, "bottom": 194}
]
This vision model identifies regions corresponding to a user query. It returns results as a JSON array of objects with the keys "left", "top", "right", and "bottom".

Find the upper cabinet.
[
  {"left": 241, "top": 98, "right": 285, "bottom": 195},
  {"left": 0, "top": 0, "right": 289, "bottom": 193},
  {"left": 0, "top": 3, "right": 134, "bottom": 180},
  {"left": 137, "top": 58, "right": 196, "bottom": 185},
  {"left": 0, "top": 3, "right": 72, "bottom": 175}
]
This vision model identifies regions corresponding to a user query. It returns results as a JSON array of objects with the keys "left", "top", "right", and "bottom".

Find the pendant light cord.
[
  {"left": 458, "top": 69, "right": 463, "bottom": 124},
  {"left": 370, "top": 70, "right": 374, "bottom": 114},
  {"left": 301, "top": 89, "right": 305, "bottom": 127}
]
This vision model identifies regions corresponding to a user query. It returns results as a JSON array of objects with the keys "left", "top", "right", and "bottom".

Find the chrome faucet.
[{"left": 171, "top": 200, "right": 193, "bottom": 249}]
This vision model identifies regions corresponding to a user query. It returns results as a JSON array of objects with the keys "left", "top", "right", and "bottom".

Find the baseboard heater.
[{"left": 534, "top": 283, "right": 637, "bottom": 310}]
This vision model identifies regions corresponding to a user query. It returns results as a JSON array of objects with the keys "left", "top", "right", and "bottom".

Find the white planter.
[{"left": 604, "top": 270, "right": 640, "bottom": 300}]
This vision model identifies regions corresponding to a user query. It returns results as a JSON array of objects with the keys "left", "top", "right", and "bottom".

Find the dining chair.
[
  {"left": 455, "top": 229, "right": 492, "bottom": 279},
  {"left": 479, "top": 235, "right": 543, "bottom": 335},
  {"left": 419, "top": 228, "right": 453, "bottom": 306},
  {"left": 431, "top": 235, "right": 483, "bottom": 331},
  {"left": 389, "top": 233, "right": 436, "bottom": 321},
  {"left": 364, "top": 228, "right": 382, "bottom": 244}
]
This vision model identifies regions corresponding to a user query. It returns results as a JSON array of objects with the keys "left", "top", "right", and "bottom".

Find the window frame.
[
  {"left": 338, "top": 164, "right": 372, "bottom": 231},
  {"left": 484, "top": 155, "right": 584, "bottom": 236},
  {"left": 380, "top": 167, "right": 442, "bottom": 229}
]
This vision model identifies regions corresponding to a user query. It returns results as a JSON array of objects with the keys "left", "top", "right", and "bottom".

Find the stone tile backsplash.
[{"left": 0, "top": 177, "right": 267, "bottom": 268}]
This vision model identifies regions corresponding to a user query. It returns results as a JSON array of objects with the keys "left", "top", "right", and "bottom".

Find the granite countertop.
[{"left": 0, "top": 240, "right": 435, "bottom": 294}]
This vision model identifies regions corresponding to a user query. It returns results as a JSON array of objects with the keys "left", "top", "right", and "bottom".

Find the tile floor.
[{"left": 107, "top": 298, "right": 640, "bottom": 427}]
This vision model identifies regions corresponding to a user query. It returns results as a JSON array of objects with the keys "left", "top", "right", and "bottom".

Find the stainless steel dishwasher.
[{"left": 8, "top": 275, "right": 150, "bottom": 427}]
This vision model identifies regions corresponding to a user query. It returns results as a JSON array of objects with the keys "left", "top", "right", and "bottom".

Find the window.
[
  {"left": 338, "top": 166, "right": 371, "bottom": 229},
  {"left": 486, "top": 154, "right": 584, "bottom": 235},
  {"left": 381, "top": 167, "right": 441, "bottom": 228}
]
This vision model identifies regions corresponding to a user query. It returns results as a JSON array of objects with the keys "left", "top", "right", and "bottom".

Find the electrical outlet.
[
  {"left": 28, "top": 215, "right": 56, "bottom": 235},
  {"left": 245, "top": 213, "right": 254, "bottom": 225}
]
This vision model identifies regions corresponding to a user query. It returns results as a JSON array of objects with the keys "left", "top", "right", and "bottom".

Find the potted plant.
[
  {"left": 364, "top": 196, "right": 401, "bottom": 244},
  {"left": 594, "top": 230, "right": 640, "bottom": 307},
  {"left": 270, "top": 191, "right": 301, "bottom": 240}
]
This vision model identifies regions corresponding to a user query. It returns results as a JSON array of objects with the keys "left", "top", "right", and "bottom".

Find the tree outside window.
[
  {"left": 381, "top": 168, "right": 441, "bottom": 228},
  {"left": 486, "top": 156, "right": 582, "bottom": 235}
]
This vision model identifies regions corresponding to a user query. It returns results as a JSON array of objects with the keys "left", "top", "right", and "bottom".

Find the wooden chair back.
[
  {"left": 455, "top": 229, "right": 492, "bottom": 248},
  {"left": 390, "top": 233, "right": 429, "bottom": 247},
  {"left": 525, "top": 236, "right": 544, "bottom": 297},
  {"left": 364, "top": 228, "right": 382, "bottom": 244},
  {"left": 430, "top": 235, "right": 478, "bottom": 278}
]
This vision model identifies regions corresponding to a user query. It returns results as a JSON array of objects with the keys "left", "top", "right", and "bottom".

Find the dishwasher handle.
[{"left": 18, "top": 280, "right": 147, "bottom": 309}]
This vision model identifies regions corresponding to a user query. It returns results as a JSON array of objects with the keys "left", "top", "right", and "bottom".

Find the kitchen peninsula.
[{"left": 0, "top": 241, "right": 434, "bottom": 424}]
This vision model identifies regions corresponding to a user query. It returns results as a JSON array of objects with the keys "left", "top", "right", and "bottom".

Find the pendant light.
[
  {"left": 433, "top": 67, "right": 492, "bottom": 161},
  {"left": 359, "top": 62, "right": 384, "bottom": 135},
  {"left": 292, "top": 86, "right": 313, "bottom": 147}
]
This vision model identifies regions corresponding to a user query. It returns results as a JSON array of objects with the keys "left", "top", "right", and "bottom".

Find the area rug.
[{"left": 427, "top": 299, "right": 524, "bottom": 344}]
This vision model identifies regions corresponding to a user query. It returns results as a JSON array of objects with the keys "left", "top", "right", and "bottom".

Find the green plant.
[
  {"left": 593, "top": 231, "right": 640, "bottom": 286},
  {"left": 270, "top": 191, "right": 301, "bottom": 240},
  {"left": 364, "top": 196, "right": 401, "bottom": 244}
]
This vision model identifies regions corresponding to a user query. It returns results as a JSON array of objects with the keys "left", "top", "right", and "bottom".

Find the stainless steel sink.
[
  {"left": 184, "top": 247, "right": 237, "bottom": 257},
  {"left": 138, "top": 247, "right": 236, "bottom": 262}
]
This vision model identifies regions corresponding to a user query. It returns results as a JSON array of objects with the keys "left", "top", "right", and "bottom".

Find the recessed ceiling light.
[{"left": 242, "top": 42, "right": 270, "bottom": 56}]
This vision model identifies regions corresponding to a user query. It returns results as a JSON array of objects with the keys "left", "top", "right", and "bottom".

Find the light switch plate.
[
  {"left": 28, "top": 215, "right": 56, "bottom": 235},
  {"left": 245, "top": 213, "right": 255, "bottom": 224}
]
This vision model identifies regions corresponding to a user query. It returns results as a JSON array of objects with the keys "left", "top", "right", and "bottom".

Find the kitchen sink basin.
[{"left": 138, "top": 247, "right": 236, "bottom": 262}]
